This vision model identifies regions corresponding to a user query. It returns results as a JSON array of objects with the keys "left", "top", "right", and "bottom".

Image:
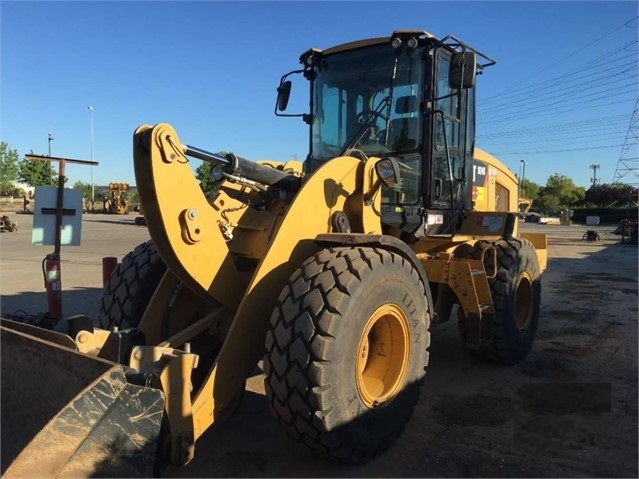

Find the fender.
[{"left": 314, "top": 232, "right": 433, "bottom": 308}]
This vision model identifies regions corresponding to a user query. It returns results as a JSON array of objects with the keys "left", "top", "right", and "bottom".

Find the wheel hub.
[
  {"left": 515, "top": 272, "right": 533, "bottom": 331},
  {"left": 356, "top": 304, "right": 410, "bottom": 408}
]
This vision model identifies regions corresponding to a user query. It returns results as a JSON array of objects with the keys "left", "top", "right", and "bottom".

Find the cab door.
[{"left": 425, "top": 49, "right": 474, "bottom": 235}]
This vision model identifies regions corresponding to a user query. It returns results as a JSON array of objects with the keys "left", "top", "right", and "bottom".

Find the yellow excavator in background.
[{"left": 1, "top": 29, "right": 547, "bottom": 477}]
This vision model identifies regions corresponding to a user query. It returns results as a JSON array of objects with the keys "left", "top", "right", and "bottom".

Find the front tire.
[
  {"left": 458, "top": 238, "right": 542, "bottom": 364},
  {"left": 264, "top": 247, "right": 431, "bottom": 463}
]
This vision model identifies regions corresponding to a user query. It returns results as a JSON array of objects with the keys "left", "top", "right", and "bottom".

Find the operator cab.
[{"left": 276, "top": 30, "right": 495, "bottom": 238}]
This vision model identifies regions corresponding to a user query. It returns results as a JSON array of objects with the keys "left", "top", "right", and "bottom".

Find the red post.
[
  {"left": 44, "top": 253, "right": 62, "bottom": 319},
  {"left": 102, "top": 257, "right": 118, "bottom": 288}
]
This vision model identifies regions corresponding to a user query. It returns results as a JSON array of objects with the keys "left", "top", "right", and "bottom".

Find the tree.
[
  {"left": 72, "top": 181, "right": 92, "bottom": 199},
  {"left": 195, "top": 150, "right": 230, "bottom": 196},
  {"left": 0, "top": 142, "right": 20, "bottom": 195},
  {"left": 520, "top": 178, "right": 540, "bottom": 202},
  {"left": 128, "top": 187, "right": 139, "bottom": 205},
  {"left": 18, "top": 151, "right": 58, "bottom": 187},
  {"left": 535, "top": 174, "right": 585, "bottom": 211},
  {"left": 584, "top": 183, "right": 639, "bottom": 207}
]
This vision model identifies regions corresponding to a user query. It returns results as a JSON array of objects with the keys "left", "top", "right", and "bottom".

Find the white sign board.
[
  {"left": 586, "top": 216, "right": 600, "bottom": 226},
  {"left": 32, "top": 186, "right": 83, "bottom": 246}
]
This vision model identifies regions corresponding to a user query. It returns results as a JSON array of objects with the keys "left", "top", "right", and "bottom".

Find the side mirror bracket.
[{"left": 274, "top": 69, "right": 306, "bottom": 118}]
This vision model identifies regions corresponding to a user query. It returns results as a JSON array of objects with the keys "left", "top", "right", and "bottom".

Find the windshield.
[{"left": 310, "top": 43, "right": 425, "bottom": 161}]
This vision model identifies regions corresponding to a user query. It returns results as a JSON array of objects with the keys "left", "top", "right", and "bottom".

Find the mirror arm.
[{"left": 274, "top": 69, "right": 306, "bottom": 118}]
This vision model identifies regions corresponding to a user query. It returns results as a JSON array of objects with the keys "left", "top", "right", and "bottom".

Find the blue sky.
[{"left": 1, "top": 1, "right": 637, "bottom": 189}]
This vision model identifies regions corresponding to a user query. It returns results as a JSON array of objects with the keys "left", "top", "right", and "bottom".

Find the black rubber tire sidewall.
[
  {"left": 99, "top": 240, "right": 166, "bottom": 330},
  {"left": 264, "top": 247, "right": 431, "bottom": 463}
]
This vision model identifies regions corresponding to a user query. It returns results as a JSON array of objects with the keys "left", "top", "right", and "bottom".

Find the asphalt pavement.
[{"left": 0, "top": 211, "right": 150, "bottom": 321}]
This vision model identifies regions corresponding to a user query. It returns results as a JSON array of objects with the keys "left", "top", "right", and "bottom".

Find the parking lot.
[{"left": 1, "top": 213, "right": 637, "bottom": 477}]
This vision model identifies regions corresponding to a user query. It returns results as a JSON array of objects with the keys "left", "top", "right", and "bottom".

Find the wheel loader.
[
  {"left": 1, "top": 29, "right": 547, "bottom": 477},
  {"left": 103, "top": 182, "right": 131, "bottom": 214}
]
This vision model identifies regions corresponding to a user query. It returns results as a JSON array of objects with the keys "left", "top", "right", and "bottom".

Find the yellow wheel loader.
[
  {"left": 1, "top": 30, "right": 547, "bottom": 476},
  {"left": 104, "top": 182, "right": 130, "bottom": 214}
]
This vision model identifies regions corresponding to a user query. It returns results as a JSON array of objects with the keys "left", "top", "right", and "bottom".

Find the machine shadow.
[
  {"left": 1, "top": 287, "right": 105, "bottom": 322},
  {"left": 85, "top": 218, "right": 143, "bottom": 227}
]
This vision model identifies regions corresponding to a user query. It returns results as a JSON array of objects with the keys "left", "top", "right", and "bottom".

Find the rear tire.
[
  {"left": 458, "top": 238, "right": 541, "bottom": 364},
  {"left": 264, "top": 247, "right": 431, "bottom": 463},
  {"left": 99, "top": 240, "right": 166, "bottom": 330}
]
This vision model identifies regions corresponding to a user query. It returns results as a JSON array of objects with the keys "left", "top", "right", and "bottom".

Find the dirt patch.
[
  {"left": 517, "top": 358, "right": 579, "bottom": 381},
  {"left": 431, "top": 394, "right": 511, "bottom": 427}
]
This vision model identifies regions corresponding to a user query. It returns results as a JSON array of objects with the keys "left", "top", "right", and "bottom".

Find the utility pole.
[
  {"left": 48, "top": 132, "right": 54, "bottom": 186},
  {"left": 590, "top": 164, "right": 600, "bottom": 186},
  {"left": 520, "top": 160, "right": 528, "bottom": 197},
  {"left": 88, "top": 106, "right": 95, "bottom": 211}
]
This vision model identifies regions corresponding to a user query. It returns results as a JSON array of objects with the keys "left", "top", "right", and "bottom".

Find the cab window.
[{"left": 435, "top": 53, "right": 461, "bottom": 149}]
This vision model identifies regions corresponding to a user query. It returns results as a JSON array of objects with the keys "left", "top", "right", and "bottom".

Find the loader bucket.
[{"left": 1, "top": 320, "right": 165, "bottom": 478}]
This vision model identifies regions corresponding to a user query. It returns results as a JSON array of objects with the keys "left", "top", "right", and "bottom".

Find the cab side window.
[{"left": 435, "top": 53, "right": 461, "bottom": 149}]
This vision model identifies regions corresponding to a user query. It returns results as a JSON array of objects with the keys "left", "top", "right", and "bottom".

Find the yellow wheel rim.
[
  {"left": 515, "top": 272, "right": 533, "bottom": 331},
  {"left": 356, "top": 304, "right": 411, "bottom": 408}
]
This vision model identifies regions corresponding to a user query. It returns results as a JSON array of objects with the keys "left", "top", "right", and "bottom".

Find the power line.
[
  {"left": 490, "top": 144, "right": 625, "bottom": 156},
  {"left": 479, "top": 59, "right": 637, "bottom": 115},
  {"left": 477, "top": 40, "right": 638, "bottom": 108},
  {"left": 487, "top": 131, "right": 626, "bottom": 147},
  {"left": 477, "top": 16, "right": 637, "bottom": 152},
  {"left": 479, "top": 40, "right": 637, "bottom": 108},
  {"left": 478, "top": 114, "right": 631, "bottom": 139},
  {"left": 479, "top": 16, "right": 638, "bottom": 103},
  {"left": 479, "top": 84, "right": 637, "bottom": 126}
]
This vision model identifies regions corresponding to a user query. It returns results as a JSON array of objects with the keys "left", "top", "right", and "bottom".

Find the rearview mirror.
[
  {"left": 276, "top": 80, "right": 292, "bottom": 112},
  {"left": 274, "top": 69, "right": 308, "bottom": 119},
  {"left": 449, "top": 51, "right": 477, "bottom": 89}
]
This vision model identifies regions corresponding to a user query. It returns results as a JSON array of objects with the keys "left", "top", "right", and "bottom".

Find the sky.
[{"left": 1, "top": 0, "right": 637, "bottom": 189}]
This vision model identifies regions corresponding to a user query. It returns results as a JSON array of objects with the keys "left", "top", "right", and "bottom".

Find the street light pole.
[
  {"left": 518, "top": 160, "right": 523, "bottom": 198},
  {"left": 520, "top": 160, "right": 528, "bottom": 198},
  {"left": 88, "top": 106, "right": 94, "bottom": 211},
  {"left": 48, "top": 132, "right": 54, "bottom": 186}
]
